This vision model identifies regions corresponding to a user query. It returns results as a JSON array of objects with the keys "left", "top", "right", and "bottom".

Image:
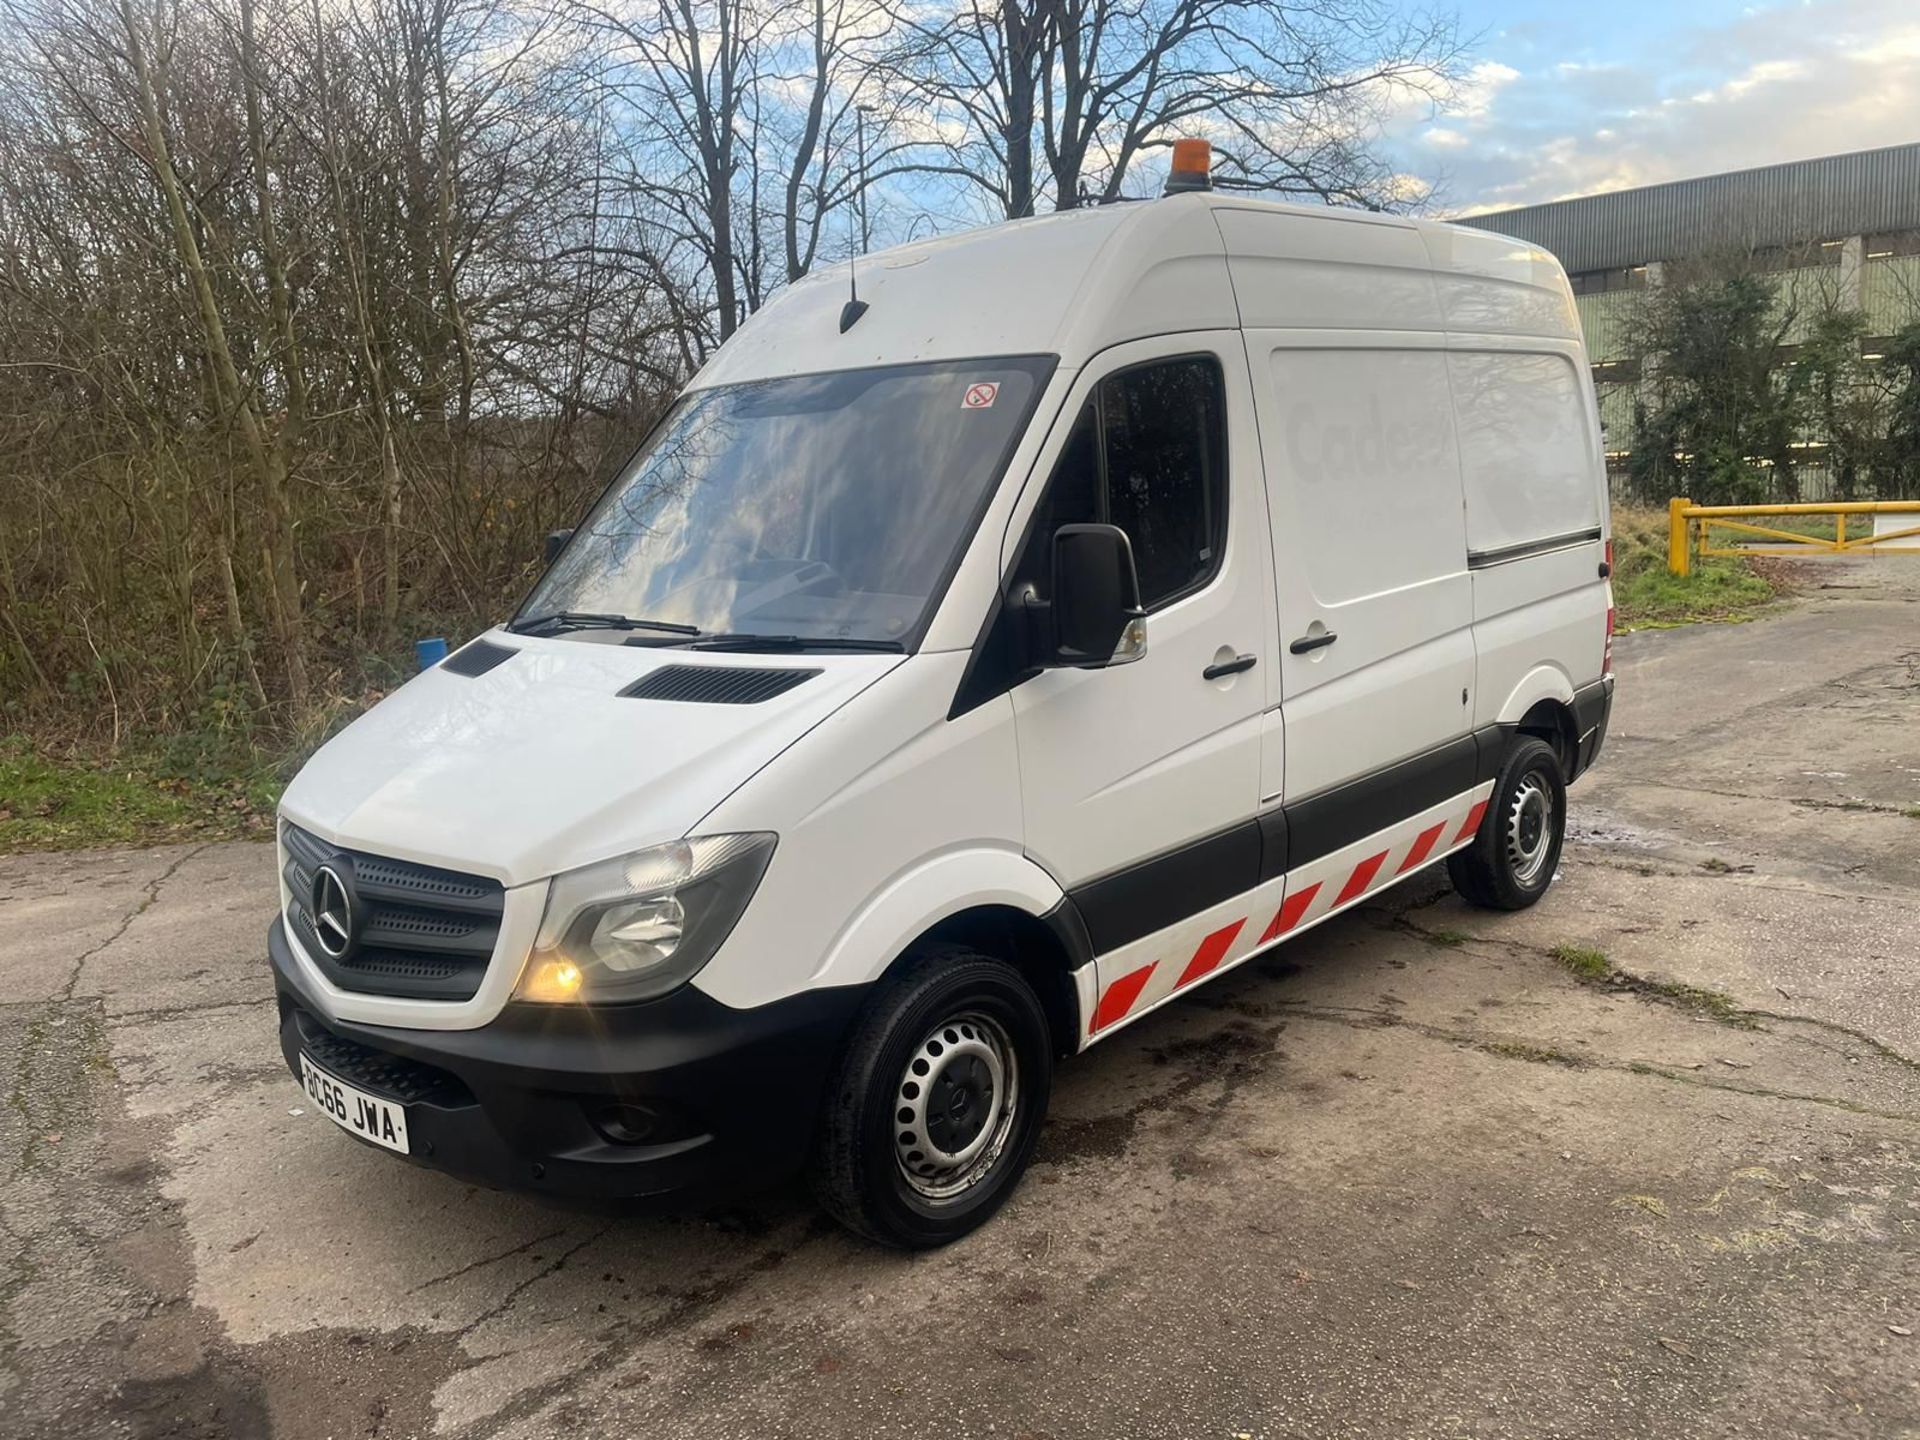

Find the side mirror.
[
  {"left": 544, "top": 528, "right": 574, "bottom": 565},
  {"left": 1048, "top": 523, "right": 1147, "bottom": 668}
]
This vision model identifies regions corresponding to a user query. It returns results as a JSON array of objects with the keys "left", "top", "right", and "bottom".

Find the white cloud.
[
  {"left": 1385, "top": 172, "right": 1436, "bottom": 204},
  {"left": 1389, "top": 0, "right": 1920, "bottom": 214},
  {"left": 1452, "top": 60, "right": 1521, "bottom": 118}
]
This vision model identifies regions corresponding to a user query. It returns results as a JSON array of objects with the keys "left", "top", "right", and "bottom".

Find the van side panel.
[
  {"left": 1471, "top": 548, "right": 1595, "bottom": 728},
  {"left": 1242, "top": 337, "right": 1476, "bottom": 801},
  {"left": 1446, "top": 339, "right": 1610, "bottom": 729},
  {"left": 1417, "top": 225, "right": 1583, "bottom": 341},
  {"left": 693, "top": 650, "right": 1038, "bottom": 1008},
  {"left": 1213, "top": 209, "right": 1443, "bottom": 333}
]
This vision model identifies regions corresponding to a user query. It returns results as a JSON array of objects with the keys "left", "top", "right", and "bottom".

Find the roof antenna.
[
  {"left": 840, "top": 122, "right": 872, "bottom": 333},
  {"left": 839, "top": 255, "right": 868, "bottom": 333}
]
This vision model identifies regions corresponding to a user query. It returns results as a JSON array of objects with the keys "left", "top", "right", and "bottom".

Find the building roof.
[{"left": 1462, "top": 143, "right": 1920, "bottom": 276}]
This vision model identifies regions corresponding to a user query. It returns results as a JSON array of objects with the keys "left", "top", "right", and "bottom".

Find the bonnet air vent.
[
  {"left": 620, "top": 664, "right": 821, "bottom": 705},
  {"left": 441, "top": 639, "right": 518, "bottom": 677}
]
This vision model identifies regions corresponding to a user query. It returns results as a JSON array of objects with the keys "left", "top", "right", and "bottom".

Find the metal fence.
[{"left": 1665, "top": 499, "right": 1920, "bottom": 575}]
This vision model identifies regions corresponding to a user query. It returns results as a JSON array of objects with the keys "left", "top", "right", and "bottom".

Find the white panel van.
[{"left": 270, "top": 155, "right": 1614, "bottom": 1247}]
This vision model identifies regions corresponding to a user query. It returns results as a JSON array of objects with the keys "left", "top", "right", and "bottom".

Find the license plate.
[{"left": 300, "top": 1053, "right": 410, "bottom": 1155}]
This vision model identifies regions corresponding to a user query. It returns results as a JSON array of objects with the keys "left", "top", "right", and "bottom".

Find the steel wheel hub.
[
  {"left": 1504, "top": 770, "right": 1556, "bottom": 886},
  {"left": 893, "top": 1013, "right": 1019, "bottom": 1201}
]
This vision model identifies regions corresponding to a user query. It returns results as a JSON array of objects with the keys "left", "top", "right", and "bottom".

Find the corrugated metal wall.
[{"left": 1462, "top": 144, "right": 1920, "bottom": 275}]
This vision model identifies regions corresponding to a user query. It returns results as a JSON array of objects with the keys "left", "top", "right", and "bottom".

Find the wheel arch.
[
  {"left": 1515, "top": 698, "right": 1578, "bottom": 776},
  {"left": 806, "top": 847, "right": 1089, "bottom": 1054},
  {"left": 1496, "top": 665, "right": 1579, "bottom": 775},
  {"left": 897, "top": 903, "right": 1089, "bottom": 1058}
]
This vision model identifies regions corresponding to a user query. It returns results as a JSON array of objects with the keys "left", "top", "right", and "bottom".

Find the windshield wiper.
[
  {"left": 508, "top": 611, "right": 701, "bottom": 637},
  {"left": 687, "top": 633, "right": 906, "bottom": 653}
]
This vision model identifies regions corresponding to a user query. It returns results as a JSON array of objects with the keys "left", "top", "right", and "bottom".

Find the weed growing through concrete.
[
  {"left": 1480, "top": 1039, "right": 1583, "bottom": 1067},
  {"left": 1551, "top": 944, "right": 1613, "bottom": 981},
  {"left": 1551, "top": 943, "right": 1761, "bottom": 1030}
]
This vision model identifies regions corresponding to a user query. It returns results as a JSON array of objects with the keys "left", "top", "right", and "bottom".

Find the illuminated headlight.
[{"left": 515, "top": 834, "right": 776, "bottom": 1004}]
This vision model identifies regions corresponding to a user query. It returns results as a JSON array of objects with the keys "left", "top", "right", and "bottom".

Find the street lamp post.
[{"left": 855, "top": 104, "right": 874, "bottom": 253}]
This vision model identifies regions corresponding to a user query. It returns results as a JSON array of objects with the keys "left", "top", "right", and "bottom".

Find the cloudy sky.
[{"left": 1391, "top": 0, "right": 1920, "bottom": 216}]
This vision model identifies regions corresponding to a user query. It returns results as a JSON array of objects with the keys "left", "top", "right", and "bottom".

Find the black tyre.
[
  {"left": 809, "top": 944, "right": 1053, "bottom": 1248},
  {"left": 1448, "top": 735, "right": 1566, "bottom": 911}
]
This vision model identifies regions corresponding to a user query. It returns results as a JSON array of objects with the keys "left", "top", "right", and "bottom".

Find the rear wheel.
[
  {"left": 808, "top": 945, "right": 1053, "bottom": 1248},
  {"left": 1448, "top": 735, "right": 1566, "bottom": 911}
]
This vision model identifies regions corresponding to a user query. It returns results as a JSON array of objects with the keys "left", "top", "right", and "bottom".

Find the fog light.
[{"left": 587, "top": 1101, "right": 660, "bottom": 1146}]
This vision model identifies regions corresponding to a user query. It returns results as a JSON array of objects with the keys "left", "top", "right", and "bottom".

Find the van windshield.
[{"left": 521, "top": 356, "right": 1055, "bottom": 648}]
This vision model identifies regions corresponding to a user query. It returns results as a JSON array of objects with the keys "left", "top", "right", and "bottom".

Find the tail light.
[{"left": 1602, "top": 540, "right": 1615, "bottom": 675}]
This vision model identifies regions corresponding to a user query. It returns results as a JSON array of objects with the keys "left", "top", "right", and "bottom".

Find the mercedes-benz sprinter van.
[{"left": 271, "top": 152, "right": 1614, "bottom": 1247}]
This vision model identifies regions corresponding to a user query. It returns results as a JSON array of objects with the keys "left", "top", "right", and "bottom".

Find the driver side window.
[{"left": 1019, "top": 354, "right": 1227, "bottom": 611}]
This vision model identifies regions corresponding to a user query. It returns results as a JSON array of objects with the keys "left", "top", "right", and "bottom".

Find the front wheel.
[
  {"left": 808, "top": 946, "right": 1053, "bottom": 1248},
  {"left": 1448, "top": 735, "right": 1567, "bottom": 910}
]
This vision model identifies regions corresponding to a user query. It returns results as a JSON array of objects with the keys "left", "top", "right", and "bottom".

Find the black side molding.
[
  {"left": 1467, "top": 527, "right": 1604, "bottom": 569},
  {"left": 1285, "top": 733, "right": 1480, "bottom": 871},
  {"left": 1072, "top": 821, "right": 1262, "bottom": 955},
  {"left": 1066, "top": 724, "right": 1515, "bottom": 949}
]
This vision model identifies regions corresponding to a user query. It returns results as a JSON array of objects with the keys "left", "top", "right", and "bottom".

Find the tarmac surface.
[{"left": 3, "top": 560, "right": 1918, "bottom": 1439}]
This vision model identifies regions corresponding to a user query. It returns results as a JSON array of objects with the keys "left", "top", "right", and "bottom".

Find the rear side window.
[{"left": 1022, "top": 356, "right": 1227, "bottom": 610}]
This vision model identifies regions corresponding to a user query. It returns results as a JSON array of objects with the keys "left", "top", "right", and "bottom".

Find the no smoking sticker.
[{"left": 961, "top": 382, "right": 999, "bottom": 410}]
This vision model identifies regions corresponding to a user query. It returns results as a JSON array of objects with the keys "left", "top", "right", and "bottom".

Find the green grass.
[
  {"left": 1549, "top": 939, "right": 1759, "bottom": 1029},
  {"left": 1610, "top": 506, "right": 1780, "bottom": 630},
  {"left": 1612, "top": 559, "right": 1776, "bottom": 629},
  {"left": 1480, "top": 1039, "right": 1582, "bottom": 1067},
  {"left": 0, "top": 735, "right": 278, "bottom": 853},
  {"left": 1551, "top": 943, "right": 1614, "bottom": 981},
  {"left": 1640, "top": 978, "right": 1756, "bottom": 1027}
]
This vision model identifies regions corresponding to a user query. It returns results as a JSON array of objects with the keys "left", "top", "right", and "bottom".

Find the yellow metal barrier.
[{"left": 1666, "top": 499, "right": 1920, "bottom": 576}]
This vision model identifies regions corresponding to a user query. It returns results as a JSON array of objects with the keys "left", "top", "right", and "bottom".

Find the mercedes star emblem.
[{"left": 310, "top": 864, "right": 356, "bottom": 959}]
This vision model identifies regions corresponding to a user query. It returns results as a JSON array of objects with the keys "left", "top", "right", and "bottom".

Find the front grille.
[{"left": 281, "top": 823, "right": 503, "bottom": 1002}]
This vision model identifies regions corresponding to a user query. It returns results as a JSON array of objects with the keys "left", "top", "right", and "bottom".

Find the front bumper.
[{"left": 269, "top": 918, "right": 865, "bottom": 1201}]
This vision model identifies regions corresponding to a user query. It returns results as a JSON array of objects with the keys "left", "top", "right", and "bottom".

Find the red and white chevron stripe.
[{"left": 1083, "top": 782, "right": 1495, "bottom": 1044}]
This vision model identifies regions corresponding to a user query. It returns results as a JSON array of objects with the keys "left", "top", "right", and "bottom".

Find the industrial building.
[{"left": 1467, "top": 144, "right": 1920, "bottom": 485}]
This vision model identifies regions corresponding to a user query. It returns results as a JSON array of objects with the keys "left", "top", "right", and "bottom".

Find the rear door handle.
[
  {"left": 1203, "top": 653, "right": 1258, "bottom": 680},
  {"left": 1289, "top": 631, "right": 1338, "bottom": 655}
]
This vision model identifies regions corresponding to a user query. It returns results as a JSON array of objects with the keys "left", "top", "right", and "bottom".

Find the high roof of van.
[{"left": 694, "top": 193, "right": 1582, "bottom": 390}]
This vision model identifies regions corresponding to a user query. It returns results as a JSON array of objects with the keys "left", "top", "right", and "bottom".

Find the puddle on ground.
[{"left": 1564, "top": 810, "right": 1667, "bottom": 850}]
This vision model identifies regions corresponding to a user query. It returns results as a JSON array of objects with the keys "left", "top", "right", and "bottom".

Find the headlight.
[{"left": 515, "top": 834, "right": 776, "bottom": 1004}]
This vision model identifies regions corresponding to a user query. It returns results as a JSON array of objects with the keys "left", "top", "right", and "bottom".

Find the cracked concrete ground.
[{"left": 4, "top": 562, "right": 1919, "bottom": 1440}]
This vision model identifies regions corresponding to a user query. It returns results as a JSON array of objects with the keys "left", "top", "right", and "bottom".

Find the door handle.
[
  {"left": 1289, "top": 631, "right": 1338, "bottom": 655},
  {"left": 1203, "top": 653, "right": 1258, "bottom": 680}
]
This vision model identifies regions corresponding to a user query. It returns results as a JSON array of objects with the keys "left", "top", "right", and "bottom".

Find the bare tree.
[
  {"left": 885, "top": 0, "right": 1463, "bottom": 217},
  {"left": 582, "top": 0, "right": 763, "bottom": 350},
  {"left": 0, "top": 0, "right": 1479, "bottom": 766}
]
